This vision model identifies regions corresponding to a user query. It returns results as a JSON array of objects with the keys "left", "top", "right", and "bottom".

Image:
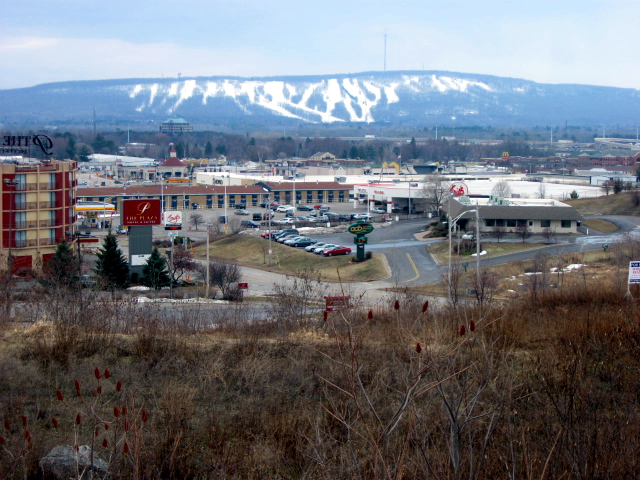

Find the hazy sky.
[{"left": 2, "top": 0, "right": 638, "bottom": 90}]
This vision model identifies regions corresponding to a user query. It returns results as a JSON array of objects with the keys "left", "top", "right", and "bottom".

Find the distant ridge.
[{"left": 1, "top": 70, "right": 639, "bottom": 128}]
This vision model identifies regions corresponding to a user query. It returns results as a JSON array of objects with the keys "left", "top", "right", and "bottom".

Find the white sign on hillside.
[{"left": 628, "top": 261, "right": 640, "bottom": 284}]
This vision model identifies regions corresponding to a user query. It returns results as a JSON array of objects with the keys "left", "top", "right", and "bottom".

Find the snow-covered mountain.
[{"left": 1, "top": 70, "right": 639, "bottom": 127}]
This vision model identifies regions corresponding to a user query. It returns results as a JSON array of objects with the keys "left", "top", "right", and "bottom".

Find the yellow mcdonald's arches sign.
[
  {"left": 502, "top": 152, "right": 510, "bottom": 159},
  {"left": 382, "top": 161, "right": 401, "bottom": 174}
]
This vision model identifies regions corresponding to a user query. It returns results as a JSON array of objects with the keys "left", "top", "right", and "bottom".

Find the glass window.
[
  {"left": 561, "top": 220, "right": 571, "bottom": 228},
  {"left": 506, "top": 219, "right": 517, "bottom": 227},
  {"left": 485, "top": 219, "right": 496, "bottom": 227},
  {"left": 541, "top": 220, "right": 551, "bottom": 228}
]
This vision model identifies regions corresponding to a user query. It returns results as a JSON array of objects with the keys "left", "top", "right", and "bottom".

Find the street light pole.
[
  {"left": 224, "top": 175, "right": 229, "bottom": 231},
  {"left": 262, "top": 186, "right": 273, "bottom": 266},
  {"left": 447, "top": 208, "right": 476, "bottom": 300}
]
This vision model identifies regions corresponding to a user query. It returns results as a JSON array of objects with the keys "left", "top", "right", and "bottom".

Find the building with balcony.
[
  {"left": 1, "top": 160, "right": 77, "bottom": 273},
  {"left": 159, "top": 118, "right": 193, "bottom": 134}
]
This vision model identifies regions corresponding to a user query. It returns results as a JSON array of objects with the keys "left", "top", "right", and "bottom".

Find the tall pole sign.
[{"left": 348, "top": 221, "right": 374, "bottom": 261}]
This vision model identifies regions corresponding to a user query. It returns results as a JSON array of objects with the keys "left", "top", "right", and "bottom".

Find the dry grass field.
[{"left": 1, "top": 234, "right": 640, "bottom": 479}]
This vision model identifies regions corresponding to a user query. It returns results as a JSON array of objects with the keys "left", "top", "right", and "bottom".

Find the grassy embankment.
[{"left": 194, "top": 233, "right": 389, "bottom": 282}]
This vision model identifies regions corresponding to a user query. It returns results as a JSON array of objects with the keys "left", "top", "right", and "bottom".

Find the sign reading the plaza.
[
  {"left": 347, "top": 222, "right": 375, "bottom": 235},
  {"left": 1, "top": 135, "right": 54, "bottom": 156},
  {"left": 122, "top": 199, "right": 161, "bottom": 226}
]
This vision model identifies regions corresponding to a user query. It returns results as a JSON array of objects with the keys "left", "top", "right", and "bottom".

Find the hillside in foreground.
[{"left": 1, "top": 240, "right": 639, "bottom": 479}]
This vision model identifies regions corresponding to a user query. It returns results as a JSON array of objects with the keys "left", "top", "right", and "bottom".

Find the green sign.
[{"left": 347, "top": 221, "right": 375, "bottom": 235}]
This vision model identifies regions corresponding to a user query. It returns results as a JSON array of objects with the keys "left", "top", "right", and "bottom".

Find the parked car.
[
  {"left": 306, "top": 242, "right": 328, "bottom": 252},
  {"left": 294, "top": 216, "right": 311, "bottom": 222},
  {"left": 283, "top": 236, "right": 305, "bottom": 246},
  {"left": 313, "top": 243, "right": 336, "bottom": 254},
  {"left": 352, "top": 213, "right": 372, "bottom": 220},
  {"left": 461, "top": 232, "right": 475, "bottom": 240},
  {"left": 252, "top": 213, "right": 263, "bottom": 221},
  {"left": 323, "top": 246, "right": 352, "bottom": 256},
  {"left": 261, "top": 230, "right": 282, "bottom": 238},
  {"left": 262, "top": 212, "right": 275, "bottom": 220},
  {"left": 277, "top": 233, "right": 299, "bottom": 243},
  {"left": 234, "top": 209, "right": 249, "bottom": 215},
  {"left": 322, "top": 245, "right": 351, "bottom": 257},
  {"left": 297, "top": 205, "right": 313, "bottom": 211},
  {"left": 275, "top": 218, "right": 295, "bottom": 225},
  {"left": 371, "top": 207, "right": 386, "bottom": 214},
  {"left": 191, "top": 203, "right": 200, "bottom": 209},
  {"left": 313, "top": 204, "right": 330, "bottom": 210},
  {"left": 311, "top": 215, "right": 329, "bottom": 222},
  {"left": 240, "top": 220, "right": 259, "bottom": 229},
  {"left": 219, "top": 215, "right": 227, "bottom": 223},
  {"left": 276, "top": 205, "right": 293, "bottom": 212},
  {"left": 274, "top": 228, "right": 298, "bottom": 238},
  {"left": 234, "top": 203, "right": 247, "bottom": 209},
  {"left": 287, "top": 237, "right": 316, "bottom": 247}
]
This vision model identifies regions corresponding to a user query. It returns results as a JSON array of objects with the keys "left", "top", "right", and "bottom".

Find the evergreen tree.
[
  {"left": 78, "top": 145, "right": 91, "bottom": 162},
  {"left": 66, "top": 135, "right": 77, "bottom": 160},
  {"left": 95, "top": 234, "right": 130, "bottom": 291},
  {"left": 140, "top": 248, "right": 171, "bottom": 291},
  {"left": 204, "top": 141, "right": 213, "bottom": 157},
  {"left": 42, "top": 239, "right": 81, "bottom": 289}
]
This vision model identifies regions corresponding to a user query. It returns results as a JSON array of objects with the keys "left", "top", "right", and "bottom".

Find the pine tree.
[
  {"left": 95, "top": 233, "right": 130, "bottom": 291},
  {"left": 204, "top": 141, "right": 213, "bottom": 158},
  {"left": 140, "top": 248, "right": 171, "bottom": 291},
  {"left": 42, "top": 239, "right": 81, "bottom": 289}
]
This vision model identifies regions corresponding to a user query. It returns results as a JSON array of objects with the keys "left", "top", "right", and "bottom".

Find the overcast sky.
[{"left": 1, "top": 0, "right": 638, "bottom": 90}]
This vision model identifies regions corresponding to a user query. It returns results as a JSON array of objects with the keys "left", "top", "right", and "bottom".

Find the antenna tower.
[{"left": 383, "top": 33, "right": 387, "bottom": 72}]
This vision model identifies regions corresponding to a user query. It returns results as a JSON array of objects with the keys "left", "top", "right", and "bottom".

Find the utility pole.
[{"left": 205, "top": 230, "right": 210, "bottom": 298}]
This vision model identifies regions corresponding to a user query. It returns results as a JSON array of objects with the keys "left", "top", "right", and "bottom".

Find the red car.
[
  {"left": 260, "top": 230, "right": 281, "bottom": 238},
  {"left": 322, "top": 246, "right": 352, "bottom": 256},
  {"left": 313, "top": 204, "right": 330, "bottom": 210}
]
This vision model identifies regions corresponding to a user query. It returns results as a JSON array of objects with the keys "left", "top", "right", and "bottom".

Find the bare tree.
[
  {"left": 602, "top": 181, "right": 612, "bottom": 196},
  {"left": 169, "top": 246, "right": 198, "bottom": 283},
  {"left": 515, "top": 224, "right": 531, "bottom": 243},
  {"left": 200, "top": 260, "right": 242, "bottom": 300},
  {"left": 421, "top": 175, "right": 451, "bottom": 216},
  {"left": 268, "top": 267, "right": 327, "bottom": 332},
  {"left": 188, "top": 213, "right": 204, "bottom": 230},
  {"left": 491, "top": 226, "right": 507, "bottom": 242},
  {"left": 542, "top": 227, "right": 558, "bottom": 244},
  {"left": 491, "top": 179, "right": 512, "bottom": 198},
  {"left": 537, "top": 182, "right": 547, "bottom": 199}
]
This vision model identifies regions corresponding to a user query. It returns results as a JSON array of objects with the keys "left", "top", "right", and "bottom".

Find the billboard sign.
[
  {"left": 122, "top": 199, "right": 161, "bottom": 226},
  {"left": 628, "top": 261, "right": 640, "bottom": 284},
  {"left": 449, "top": 182, "right": 469, "bottom": 196},
  {"left": 347, "top": 222, "right": 375, "bottom": 235},
  {"left": 162, "top": 210, "right": 182, "bottom": 226}
]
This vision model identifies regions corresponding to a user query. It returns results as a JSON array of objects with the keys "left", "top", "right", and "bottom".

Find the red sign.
[
  {"left": 122, "top": 199, "right": 161, "bottom": 226},
  {"left": 448, "top": 182, "right": 469, "bottom": 197},
  {"left": 324, "top": 295, "right": 351, "bottom": 311},
  {"left": 237, "top": 282, "right": 248, "bottom": 290}
]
